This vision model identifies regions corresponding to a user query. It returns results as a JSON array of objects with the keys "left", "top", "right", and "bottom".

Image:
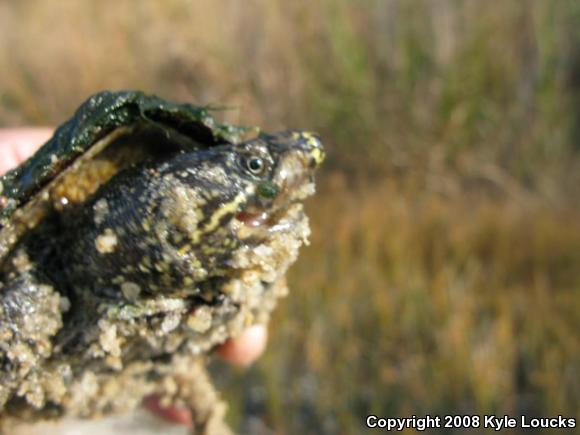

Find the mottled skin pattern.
[{"left": 0, "top": 130, "right": 324, "bottom": 434}]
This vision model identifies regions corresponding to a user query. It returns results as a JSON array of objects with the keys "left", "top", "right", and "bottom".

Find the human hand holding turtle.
[{"left": 0, "top": 128, "right": 268, "bottom": 427}]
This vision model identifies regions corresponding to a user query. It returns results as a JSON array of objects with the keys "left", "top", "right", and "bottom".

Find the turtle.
[{"left": 0, "top": 91, "right": 324, "bottom": 434}]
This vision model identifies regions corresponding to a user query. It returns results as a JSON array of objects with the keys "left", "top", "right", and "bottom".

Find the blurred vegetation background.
[{"left": 1, "top": 0, "right": 579, "bottom": 433}]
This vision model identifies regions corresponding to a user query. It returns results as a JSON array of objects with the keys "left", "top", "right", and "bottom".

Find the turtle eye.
[{"left": 245, "top": 156, "right": 266, "bottom": 175}]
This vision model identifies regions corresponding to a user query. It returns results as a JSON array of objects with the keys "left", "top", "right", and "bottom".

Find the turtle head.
[{"left": 233, "top": 130, "right": 325, "bottom": 226}]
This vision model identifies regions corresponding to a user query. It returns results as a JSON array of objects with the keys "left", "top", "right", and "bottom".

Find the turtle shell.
[{"left": 0, "top": 90, "right": 252, "bottom": 260}]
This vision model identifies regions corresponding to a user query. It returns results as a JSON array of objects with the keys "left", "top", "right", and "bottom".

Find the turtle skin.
[{"left": 0, "top": 91, "right": 324, "bottom": 434}]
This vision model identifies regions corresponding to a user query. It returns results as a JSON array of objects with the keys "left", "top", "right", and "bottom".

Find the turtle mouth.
[
  {"left": 233, "top": 176, "right": 312, "bottom": 239},
  {"left": 233, "top": 203, "right": 307, "bottom": 244},
  {"left": 235, "top": 210, "right": 270, "bottom": 227},
  {"left": 234, "top": 178, "right": 314, "bottom": 230}
]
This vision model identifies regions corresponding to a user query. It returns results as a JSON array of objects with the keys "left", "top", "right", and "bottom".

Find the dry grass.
[
  {"left": 216, "top": 181, "right": 580, "bottom": 433},
  {"left": 1, "top": 1, "right": 579, "bottom": 433}
]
